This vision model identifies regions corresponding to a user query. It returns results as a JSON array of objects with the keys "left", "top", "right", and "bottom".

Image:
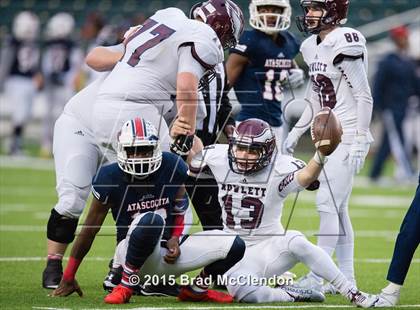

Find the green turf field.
[{"left": 0, "top": 159, "right": 418, "bottom": 309}]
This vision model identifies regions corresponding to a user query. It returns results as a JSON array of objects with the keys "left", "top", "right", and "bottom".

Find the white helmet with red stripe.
[{"left": 117, "top": 118, "right": 162, "bottom": 176}]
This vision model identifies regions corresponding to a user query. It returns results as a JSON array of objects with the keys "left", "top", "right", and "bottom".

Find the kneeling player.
[
  {"left": 180, "top": 116, "right": 377, "bottom": 307},
  {"left": 52, "top": 118, "right": 245, "bottom": 304}
]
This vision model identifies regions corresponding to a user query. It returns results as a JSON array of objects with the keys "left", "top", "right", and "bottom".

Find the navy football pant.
[{"left": 386, "top": 174, "right": 420, "bottom": 285}]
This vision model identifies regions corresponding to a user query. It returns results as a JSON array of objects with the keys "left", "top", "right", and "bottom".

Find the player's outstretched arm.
[
  {"left": 51, "top": 198, "right": 110, "bottom": 297},
  {"left": 296, "top": 107, "right": 342, "bottom": 187},
  {"left": 85, "top": 44, "right": 124, "bottom": 72}
]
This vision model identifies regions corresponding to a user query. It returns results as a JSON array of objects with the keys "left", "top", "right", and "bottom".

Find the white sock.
[
  {"left": 383, "top": 282, "right": 402, "bottom": 294},
  {"left": 330, "top": 272, "right": 357, "bottom": 298},
  {"left": 309, "top": 211, "right": 339, "bottom": 283},
  {"left": 336, "top": 209, "right": 355, "bottom": 283}
]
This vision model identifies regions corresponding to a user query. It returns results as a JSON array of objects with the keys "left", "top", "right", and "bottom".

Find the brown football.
[{"left": 311, "top": 107, "right": 343, "bottom": 156}]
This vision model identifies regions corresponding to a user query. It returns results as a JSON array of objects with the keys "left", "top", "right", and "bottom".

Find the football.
[{"left": 311, "top": 107, "right": 343, "bottom": 156}]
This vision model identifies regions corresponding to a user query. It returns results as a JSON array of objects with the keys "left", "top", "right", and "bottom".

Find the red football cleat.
[
  {"left": 178, "top": 286, "right": 234, "bottom": 303},
  {"left": 104, "top": 284, "right": 133, "bottom": 304}
]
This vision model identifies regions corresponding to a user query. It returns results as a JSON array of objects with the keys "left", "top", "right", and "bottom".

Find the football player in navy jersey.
[
  {"left": 226, "top": 0, "right": 305, "bottom": 151},
  {"left": 0, "top": 11, "right": 42, "bottom": 155},
  {"left": 52, "top": 118, "right": 245, "bottom": 304}
]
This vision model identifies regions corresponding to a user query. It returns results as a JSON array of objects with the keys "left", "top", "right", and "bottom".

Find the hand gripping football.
[{"left": 311, "top": 107, "right": 343, "bottom": 156}]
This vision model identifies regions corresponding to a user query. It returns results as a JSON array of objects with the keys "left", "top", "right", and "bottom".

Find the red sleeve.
[
  {"left": 62, "top": 257, "right": 82, "bottom": 281},
  {"left": 171, "top": 214, "right": 185, "bottom": 238}
]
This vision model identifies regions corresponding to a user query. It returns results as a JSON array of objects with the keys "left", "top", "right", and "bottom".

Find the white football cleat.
[
  {"left": 294, "top": 274, "right": 323, "bottom": 292},
  {"left": 373, "top": 289, "right": 399, "bottom": 307},
  {"left": 346, "top": 288, "right": 378, "bottom": 308},
  {"left": 281, "top": 285, "right": 325, "bottom": 302}
]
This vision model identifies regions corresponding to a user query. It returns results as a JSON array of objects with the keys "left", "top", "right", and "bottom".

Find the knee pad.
[
  {"left": 47, "top": 208, "right": 79, "bottom": 244},
  {"left": 227, "top": 236, "right": 246, "bottom": 264}
]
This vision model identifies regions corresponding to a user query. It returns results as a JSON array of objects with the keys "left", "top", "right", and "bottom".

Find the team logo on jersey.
[
  {"left": 240, "top": 178, "right": 248, "bottom": 184},
  {"left": 264, "top": 58, "right": 292, "bottom": 69},
  {"left": 221, "top": 183, "right": 266, "bottom": 197},
  {"left": 308, "top": 62, "right": 327, "bottom": 73},
  {"left": 277, "top": 52, "right": 285, "bottom": 58},
  {"left": 74, "top": 130, "right": 84, "bottom": 136},
  {"left": 126, "top": 197, "right": 170, "bottom": 212}
]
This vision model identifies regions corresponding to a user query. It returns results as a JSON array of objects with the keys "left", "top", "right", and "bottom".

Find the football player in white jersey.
[
  {"left": 85, "top": 0, "right": 244, "bottom": 163},
  {"left": 282, "top": 0, "right": 374, "bottom": 293},
  {"left": 178, "top": 117, "right": 376, "bottom": 307},
  {"left": 42, "top": 0, "right": 244, "bottom": 290}
]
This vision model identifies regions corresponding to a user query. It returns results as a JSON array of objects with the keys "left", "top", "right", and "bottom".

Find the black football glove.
[{"left": 170, "top": 134, "right": 194, "bottom": 158}]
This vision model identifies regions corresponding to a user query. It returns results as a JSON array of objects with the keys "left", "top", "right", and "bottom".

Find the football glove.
[
  {"left": 287, "top": 68, "right": 305, "bottom": 89},
  {"left": 348, "top": 134, "right": 371, "bottom": 175},
  {"left": 282, "top": 130, "right": 301, "bottom": 155},
  {"left": 170, "top": 134, "right": 194, "bottom": 157}
]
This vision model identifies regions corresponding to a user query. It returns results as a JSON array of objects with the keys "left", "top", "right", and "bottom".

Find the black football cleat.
[
  {"left": 103, "top": 265, "right": 123, "bottom": 292},
  {"left": 140, "top": 282, "right": 181, "bottom": 297},
  {"left": 42, "top": 259, "right": 63, "bottom": 289}
]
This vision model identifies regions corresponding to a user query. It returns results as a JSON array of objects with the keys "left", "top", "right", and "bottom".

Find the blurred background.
[{"left": 0, "top": 0, "right": 419, "bottom": 184}]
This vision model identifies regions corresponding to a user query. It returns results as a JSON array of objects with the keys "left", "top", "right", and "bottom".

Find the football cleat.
[
  {"left": 104, "top": 284, "right": 133, "bottom": 304},
  {"left": 293, "top": 274, "right": 323, "bottom": 292},
  {"left": 178, "top": 286, "right": 233, "bottom": 303},
  {"left": 322, "top": 282, "right": 339, "bottom": 295},
  {"left": 42, "top": 259, "right": 63, "bottom": 289},
  {"left": 346, "top": 288, "right": 379, "bottom": 308},
  {"left": 103, "top": 265, "right": 123, "bottom": 292},
  {"left": 140, "top": 282, "right": 181, "bottom": 297},
  {"left": 281, "top": 285, "right": 325, "bottom": 302},
  {"left": 373, "top": 289, "right": 399, "bottom": 307}
]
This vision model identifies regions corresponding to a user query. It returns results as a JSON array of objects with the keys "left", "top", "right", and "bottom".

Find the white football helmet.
[
  {"left": 12, "top": 11, "right": 40, "bottom": 41},
  {"left": 45, "top": 12, "right": 75, "bottom": 39},
  {"left": 249, "top": 0, "right": 292, "bottom": 34},
  {"left": 117, "top": 118, "right": 162, "bottom": 176}
]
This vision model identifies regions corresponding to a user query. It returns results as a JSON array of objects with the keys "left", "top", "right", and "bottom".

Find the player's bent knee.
[
  {"left": 137, "top": 212, "right": 165, "bottom": 230},
  {"left": 287, "top": 232, "right": 315, "bottom": 257},
  {"left": 227, "top": 236, "right": 246, "bottom": 263},
  {"left": 47, "top": 208, "right": 79, "bottom": 244}
]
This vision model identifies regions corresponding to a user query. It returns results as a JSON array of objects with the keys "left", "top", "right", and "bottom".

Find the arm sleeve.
[
  {"left": 172, "top": 193, "right": 189, "bottom": 215},
  {"left": 91, "top": 168, "right": 116, "bottom": 205},
  {"left": 229, "top": 32, "right": 254, "bottom": 59},
  {"left": 276, "top": 158, "right": 307, "bottom": 198},
  {"left": 336, "top": 58, "right": 373, "bottom": 135},
  {"left": 291, "top": 82, "right": 321, "bottom": 137},
  {"left": 177, "top": 45, "right": 206, "bottom": 78}
]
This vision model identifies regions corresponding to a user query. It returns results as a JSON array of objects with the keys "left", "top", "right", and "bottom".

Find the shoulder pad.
[
  {"left": 274, "top": 155, "right": 306, "bottom": 176},
  {"left": 300, "top": 35, "right": 317, "bottom": 61},
  {"left": 182, "top": 21, "right": 223, "bottom": 68},
  {"left": 328, "top": 27, "right": 366, "bottom": 57}
]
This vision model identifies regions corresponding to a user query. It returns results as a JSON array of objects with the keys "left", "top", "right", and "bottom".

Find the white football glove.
[
  {"left": 287, "top": 68, "right": 305, "bottom": 89},
  {"left": 348, "top": 134, "right": 371, "bottom": 175},
  {"left": 282, "top": 130, "right": 301, "bottom": 155}
]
